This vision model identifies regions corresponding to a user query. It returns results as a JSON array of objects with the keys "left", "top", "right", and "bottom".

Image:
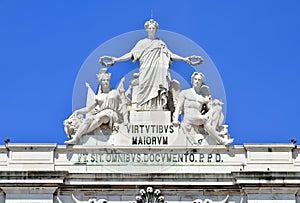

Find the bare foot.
[
  {"left": 224, "top": 138, "right": 234, "bottom": 146},
  {"left": 64, "top": 138, "right": 77, "bottom": 145}
]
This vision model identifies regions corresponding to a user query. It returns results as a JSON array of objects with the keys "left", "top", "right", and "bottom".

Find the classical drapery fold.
[{"left": 131, "top": 38, "right": 172, "bottom": 108}]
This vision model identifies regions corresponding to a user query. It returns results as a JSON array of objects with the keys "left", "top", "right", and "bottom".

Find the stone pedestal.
[{"left": 129, "top": 110, "right": 171, "bottom": 124}]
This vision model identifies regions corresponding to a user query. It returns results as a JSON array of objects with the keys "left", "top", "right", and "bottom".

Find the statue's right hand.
[
  {"left": 172, "top": 120, "right": 180, "bottom": 127},
  {"left": 99, "top": 56, "right": 116, "bottom": 67},
  {"left": 202, "top": 114, "right": 209, "bottom": 123}
]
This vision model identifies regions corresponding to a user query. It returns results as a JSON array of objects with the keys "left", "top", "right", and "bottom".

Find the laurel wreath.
[
  {"left": 188, "top": 55, "right": 204, "bottom": 66},
  {"left": 99, "top": 56, "right": 114, "bottom": 67}
]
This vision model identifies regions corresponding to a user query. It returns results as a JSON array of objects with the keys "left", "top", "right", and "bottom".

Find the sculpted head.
[
  {"left": 96, "top": 68, "right": 111, "bottom": 91},
  {"left": 191, "top": 72, "right": 205, "bottom": 88},
  {"left": 144, "top": 19, "right": 159, "bottom": 39}
]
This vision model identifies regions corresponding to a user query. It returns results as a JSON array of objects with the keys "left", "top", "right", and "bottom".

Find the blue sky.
[{"left": 0, "top": 0, "right": 300, "bottom": 145}]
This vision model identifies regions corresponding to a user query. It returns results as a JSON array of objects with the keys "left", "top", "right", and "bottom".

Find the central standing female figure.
[{"left": 100, "top": 19, "right": 203, "bottom": 110}]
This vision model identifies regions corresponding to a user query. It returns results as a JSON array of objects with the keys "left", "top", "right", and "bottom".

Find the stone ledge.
[
  {"left": 0, "top": 171, "right": 68, "bottom": 185},
  {"left": 232, "top": 171, "right": 300, "bottom": 185}
]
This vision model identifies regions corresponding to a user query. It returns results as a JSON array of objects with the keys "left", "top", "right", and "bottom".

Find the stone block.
[{"left": 129, "top": 110, "right": 171, "bottom": 124}]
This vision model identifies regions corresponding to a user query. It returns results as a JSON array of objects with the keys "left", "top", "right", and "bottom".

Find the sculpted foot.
[
  {"left": 65, "top": 138, "right": 77, "bottom": 145},
  {"left": 224, "top": 138, "right": 234, "bottom": 146}
]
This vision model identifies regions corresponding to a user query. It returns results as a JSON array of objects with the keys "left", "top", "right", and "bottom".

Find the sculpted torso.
[
  {"left": 95, "top": 90, "right": 120, "bottom": 111},
  {"left": 180, "top": 89, "right": 209, "bottom": 126}
]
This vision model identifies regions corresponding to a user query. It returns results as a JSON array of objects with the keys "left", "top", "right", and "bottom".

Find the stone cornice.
[{"left": 0, "top": 171, "right": 68, "bottom": 186}]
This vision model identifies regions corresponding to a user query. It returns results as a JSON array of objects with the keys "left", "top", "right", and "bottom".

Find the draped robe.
[{"left": 131, "top": 38, "right": 173, "bottom": 110}]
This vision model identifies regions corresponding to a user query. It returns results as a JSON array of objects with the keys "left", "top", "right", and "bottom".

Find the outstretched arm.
[
  {"left": 113, "top": 52, "right": 133, "bottom": 63},
  {"left": 171, "top": 53, "right": 190, "bottom": 63},
  {"left": 99, "top": 52, "right": 133, "bottom": 67},
  {"left": 171, "top": 53, "right": 204, "bottom": 66}
]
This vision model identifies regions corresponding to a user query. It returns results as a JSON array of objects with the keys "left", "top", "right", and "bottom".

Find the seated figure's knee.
[
  {"left": 84, "top": 117, "right": 95, "bottom": 124},
  {"left": 99, "top": 115, "right": 110, "bottom": 124}
]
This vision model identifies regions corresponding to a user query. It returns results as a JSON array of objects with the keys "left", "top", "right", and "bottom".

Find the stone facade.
[
  {"left": 1, "top": 144, "right": 300, "bottom": 202},
  {"left": 2, "top": 19, "right": 298, "bottom": 203}
]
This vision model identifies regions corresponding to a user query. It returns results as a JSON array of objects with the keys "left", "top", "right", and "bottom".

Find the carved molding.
[
  {"left": 135, "top": 187, "right": 165, "bottom": 203},
  {"left": 56, "top": 190, "right": 243, "bottom": 203},
  {"left": 57, "top": 194, "right": 107, "bottom": 203},
  {"left": 193, "top": 194, "right": 229, "bottom": 203}
]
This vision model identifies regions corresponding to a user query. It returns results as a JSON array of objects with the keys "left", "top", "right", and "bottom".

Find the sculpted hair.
[
  {"left": 191, "top": 72, "right": 205, "bottom": 84},
  {"left": 96, "top": 68, "right": 112, "bottom": 82},
  {"left": 144, "top": 19, "right": 159, "bottom": 30}
]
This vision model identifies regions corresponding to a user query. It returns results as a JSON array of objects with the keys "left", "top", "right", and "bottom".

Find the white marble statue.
[
  {"left": 173, "top": 72, "right": 233, "bottom": 146},
  {"left": 64, "top": 68, "right": 126, "bottom": 145},
  {"left": 99, "top": 19, "right": 203, "bottom": 110}
]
